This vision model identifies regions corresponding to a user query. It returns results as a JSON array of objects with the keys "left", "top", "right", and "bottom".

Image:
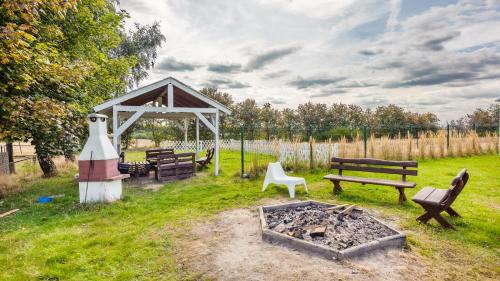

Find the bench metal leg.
[
  {"left": 445, "top": 207, "right": 460, "bottom": 217},
  {"left": 396, "top": 187, "right": 407, "bottom": 204},
  {"left": 332, "top": 180, "right": 342, "bottom": 194}
]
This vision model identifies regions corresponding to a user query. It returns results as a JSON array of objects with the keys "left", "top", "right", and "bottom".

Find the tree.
[
  {"left": 260, "top": 103, "right": 280, "bottom": 140},
  {"left": 280, "top": 108, "right": 297, "bottom": 140},
  {"left": 233, "top": 99, "right": 260, "bottom": 139},
  {"left": 328, "top": 103, "right": 349, "bottom": 128},
  {"left": 450, "top": 104, "right": 498, "bottom": 133},
  {"left": 143, "top": 120, "right": 169, "bottom": 147},
  {"left": 199, "top": 88, "right": 234, "bottom": 138},
  {"left": 112, "top": 22, "right": 166, "bottom": 88},
  {"left": 297, "top": 102, "right": 327, "bottom": 138},
  {"left": 372, "top": 105, "right": 407, "bottom": 136},
  {"left": 0, "top": 0, "right": 165, "bottom": 176}
]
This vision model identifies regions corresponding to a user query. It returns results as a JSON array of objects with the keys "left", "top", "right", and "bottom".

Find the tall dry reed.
[{"left": 0, "top": 157, "right": 77, "bottom": 198}]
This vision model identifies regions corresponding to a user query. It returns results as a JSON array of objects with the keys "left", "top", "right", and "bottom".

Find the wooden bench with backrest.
[
  {"left": 156, "top": 152, "right": 195, "bottom": 181},
  {"left": 146, "top": 148, "right": 174, "bottom": 168},
  {"left": 324, "top": 157, "right": 418, "bottom": 204},
  {"left": 412, "top": 168, "right": 469, "bottom": 229},
  {"left": 196, "top": 148, "right": 214, "bottom": 169}
]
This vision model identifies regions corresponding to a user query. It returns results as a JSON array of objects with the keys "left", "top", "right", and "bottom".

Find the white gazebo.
[{"left": 93, "top": 77, "right": 232, "bottom": 175}]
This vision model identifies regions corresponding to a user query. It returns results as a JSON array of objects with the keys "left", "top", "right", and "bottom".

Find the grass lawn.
[{"left": 0, "top": 151, "right": 499, "bottom": 280}]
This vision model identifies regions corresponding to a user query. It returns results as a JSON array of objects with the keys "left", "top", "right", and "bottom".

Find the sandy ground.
[{"left": 176, "top": 203, "right": 430, "bottom": 281}]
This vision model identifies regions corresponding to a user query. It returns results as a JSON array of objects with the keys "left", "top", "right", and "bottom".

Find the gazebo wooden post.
[
  {"left": 112, "top": 106, "right": 120, "bottom": 154},
  {"left": 195, "top": 116, "right": 199, "bottom": 158},
  {"left": 215, "top": 110, "right": 219, "bottom": 176},
  {"left": 183, "top": 118, "right": 188, "bottom": 151}
]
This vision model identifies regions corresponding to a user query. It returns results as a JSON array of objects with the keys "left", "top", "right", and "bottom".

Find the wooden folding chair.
[
  {"left": 412, "top": 168, "right": 469, "bottom": 229},
  {"left": 196, "top": 148, "right": 214, "bottom": 169}
]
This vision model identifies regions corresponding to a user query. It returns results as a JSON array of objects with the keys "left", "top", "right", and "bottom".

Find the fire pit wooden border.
[{"left": 259, "top": 200, "right": 406, "bottom": 260}]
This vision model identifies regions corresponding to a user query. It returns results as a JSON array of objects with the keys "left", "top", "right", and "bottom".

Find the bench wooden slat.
[
  {"left": 412, "top": 187, "right": 448, "bottom": 206},
  {"left": 155, "top": 152, "right": 195, "bottom": 181},
  {"left": 331, "top": 164, "right": 417, "bottom": 176},
  {"left": 331, "top": 157, "right": 418, "bottom": 167},
  {"left": 324, "top": 174, "right": 416, "bottom": 188}
]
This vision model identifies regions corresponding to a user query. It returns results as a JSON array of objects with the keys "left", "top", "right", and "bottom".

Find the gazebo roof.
[{"left": 94, "top": 77, "right": 232, "bottom": 116}]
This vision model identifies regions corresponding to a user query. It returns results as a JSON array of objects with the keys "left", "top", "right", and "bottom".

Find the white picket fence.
[{"left": 133, "top": 138, "right": 338, "bottom": 168}]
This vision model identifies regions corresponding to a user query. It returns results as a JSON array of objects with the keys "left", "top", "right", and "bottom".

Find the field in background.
[{"left": 126, "top": 129, "right": 498, "bottom": 175}]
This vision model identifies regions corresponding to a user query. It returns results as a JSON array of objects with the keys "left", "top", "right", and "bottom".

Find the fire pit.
[{"left": 259, "top": 201, "right": 406, "bottom": 260}]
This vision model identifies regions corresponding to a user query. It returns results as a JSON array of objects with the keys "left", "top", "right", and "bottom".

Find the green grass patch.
[{"left": 0, "top": 151, "right": 498, "bottom": 280}]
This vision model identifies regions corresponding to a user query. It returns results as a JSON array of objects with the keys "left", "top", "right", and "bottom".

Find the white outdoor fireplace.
[{"left": 77, "top": 113, "right": 128, "bottom": 203}]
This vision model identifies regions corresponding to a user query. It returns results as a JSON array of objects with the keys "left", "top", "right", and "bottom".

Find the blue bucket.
[{"left": 37, "top": 196, "right": 53, "bottom": 203}]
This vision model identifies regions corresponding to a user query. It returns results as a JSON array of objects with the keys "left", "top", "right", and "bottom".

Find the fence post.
[
  {"left": 6, "top": 142, "right": 15, "bottom": 174},
  {"left": 309, "top": 136, "right": 313, "bottom": 170},
  {"left": 240, "top": 126, "right": 245, "bottom": 177},
  {"left": 446, "top": 123, "right": 450, "bottom": 148},
  {"left": 363, "top": 125, "right": 367, "bottom": 158}
]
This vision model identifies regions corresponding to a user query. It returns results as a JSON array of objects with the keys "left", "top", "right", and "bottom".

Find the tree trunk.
[
  {"left": 6, "top": 142, "right": 15, "bottom": 174},
  {"left": 38, "top": 154, "right": 57, "bottom": 177},
  {"left": 64, "top": 150, "right": 76, "bottom": 162}
]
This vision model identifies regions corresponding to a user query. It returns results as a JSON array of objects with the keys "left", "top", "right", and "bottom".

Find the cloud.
[
  {"left": 263, "top": 70, "right": 292, "bottom": 79},
  {"left": 386, "top": 72, "right": 477, "bottom": 88},
  {"left": 337, "top": 80, "right": 378, "bottom": 88},
  {"left": 381, "top": 49, "right": 500, "bottom": 88},
  {"left": 453, "top": 89, "right": 500, "bottom": 100},
  {"left": 207, "top": 63, "right": 242, "bottom": 73},
  {"left": 288, "top": 76, "right": 346, "bottom": 89},
  {"left": 422, "top": 32, "right": 461, "bottom": 51},
  {"left": 123, "top": 0, "right": 500, "bottom": 121},
  {"left": 203, "top": 78, "right": 251, "bottom": 89},
  {"left": 310, "top": 89, "right": 348, "bottom": 98},
  {"left": 357, "top": 96, "right": 389, "bottom": 108},
  {"left": 359, "top": 50, "right": 377, "bottom": 56},
  {"left": 386, "top": 0, "right": 401, "bottom": 31},
  {"left": 244, "top": 46, "right": 300, "bottom": 71},
  {"left": 157, "top": 57, "right": 201, "bottom": 72},
  {"left": 414, "top": 98, "right": 449, "bottom": 106},
  {"left": 265, "top": 96, "right": 287, "bottom": 105}
]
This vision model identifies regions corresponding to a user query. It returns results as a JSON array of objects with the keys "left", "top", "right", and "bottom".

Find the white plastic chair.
[{"left": 262, "top": 162, "right": 308, "bottom": 198}]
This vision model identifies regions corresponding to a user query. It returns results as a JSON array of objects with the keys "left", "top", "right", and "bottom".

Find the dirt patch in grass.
[{"left": 177, "top": 206, "right": 430, "bottom": 281}]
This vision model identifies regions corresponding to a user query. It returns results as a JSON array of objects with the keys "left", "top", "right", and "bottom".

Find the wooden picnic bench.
[
  {"left": 156, "top": 152, "right": 195, "bottom": 181},
  {"left": 196, "top": 148, "right": 214, "bottom": 169},
  {"left": 146, "top": 148, "right": 174, "bottom": 167},
  {"left": 412, "top": 168, "right": 469, "bottom": 229},
  {"left": 324, "top": 157, "right": 418, "bottom": 204}
]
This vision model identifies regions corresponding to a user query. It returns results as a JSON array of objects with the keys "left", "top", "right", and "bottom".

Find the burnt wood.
[
  {"left": 196, "top": 148, "right": 215, "bottom": 169},
  {"left": 412, "top": 169, "right": 468, "bottom": 229},
  {"left": 324, "top": 157, "right": 418, "bottom": 204},
  {"left": 156, "top": 152, "right": 195, "bottom": 181}
]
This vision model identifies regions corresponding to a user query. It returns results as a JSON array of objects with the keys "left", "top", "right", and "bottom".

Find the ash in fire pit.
[{"left": 259, "top": 201, "right": 406, "bottom": 260}]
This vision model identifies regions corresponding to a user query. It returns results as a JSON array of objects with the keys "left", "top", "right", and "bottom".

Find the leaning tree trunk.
[
  {"left": 37, "top": 154, "right": 57, "bottom": 177},
  {"left": 63, "top": 150, "right": 76, "bottom": 162}
]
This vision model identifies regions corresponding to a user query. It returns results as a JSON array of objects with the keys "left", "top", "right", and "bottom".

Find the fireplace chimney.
[{"left": 78, "top": 113, "right": 128, "bottom": 203}]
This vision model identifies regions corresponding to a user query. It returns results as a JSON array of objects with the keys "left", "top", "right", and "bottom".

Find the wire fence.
[{"left": 237, "top": 125, "right": 499, "bottom": 176}]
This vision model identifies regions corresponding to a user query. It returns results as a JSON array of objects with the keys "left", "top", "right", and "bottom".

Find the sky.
[{"left": 119, "top": 0, "right": 500, "bottom": 122}]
